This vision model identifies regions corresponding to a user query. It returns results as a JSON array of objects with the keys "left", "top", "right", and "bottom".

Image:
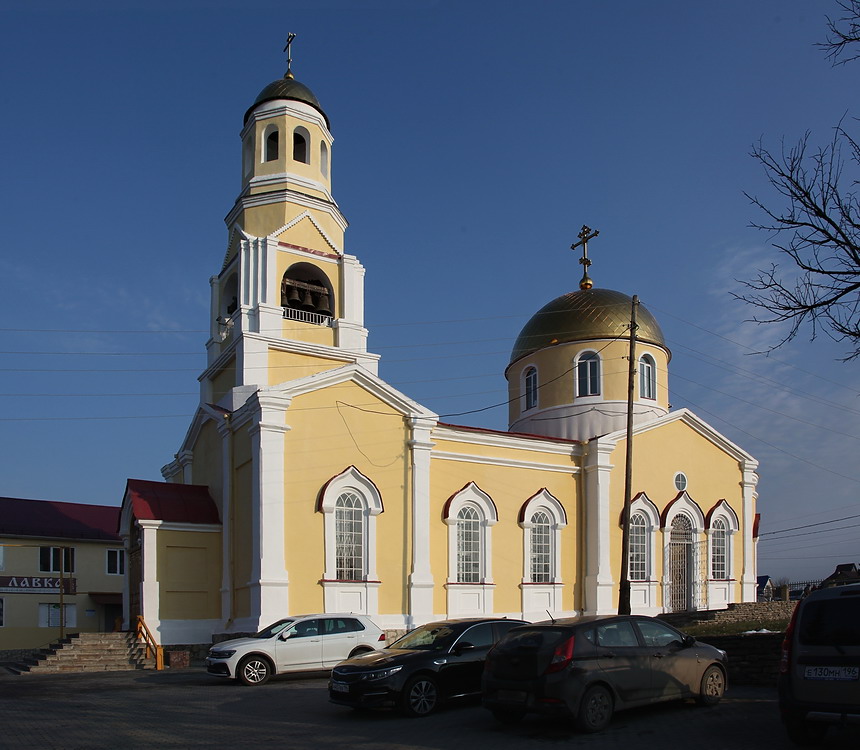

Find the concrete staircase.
[{"left": 10, "top": 632, "right": 155, "bottom": 674}]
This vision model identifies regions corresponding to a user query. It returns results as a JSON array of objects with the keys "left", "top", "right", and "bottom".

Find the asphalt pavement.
[{"left": 1, "top": 667, "right": 858, "bottom": 749}]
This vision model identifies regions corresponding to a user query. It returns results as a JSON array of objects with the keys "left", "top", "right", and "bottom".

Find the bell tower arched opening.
[{"left": 280, "top": 263, "right": 334, "bottom": 324}]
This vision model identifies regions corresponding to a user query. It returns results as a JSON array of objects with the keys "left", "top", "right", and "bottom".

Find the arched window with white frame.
[
  {"left": 335, "top": 491, "right": 364, "bottom": 580},
  {"left": 625, "top": 493, "right": 661, "bottom": 614},
  {"left": 444, "top": 483, "right": 497, "bottom": 616},
  {"left": 318, "top": 467, "right": 384, "bottom": 615},
  {"left": 711, "top": 518, "right": 727, "bottom": 580},
  {"left": 629, "top": 512, "right": 647, "bottom": 581},
  {"left": 575, "top": 351, "right": 601, "bottom": 397},
  {"left": 705, "top": 500, "right": 740, "bottom": 608},
  {"left": 320, "top": 141, "right": 329, "bottom": 177},
  {"left": 518, "top": 489, "right": 567, "bottom": 618},
  {"left": 456, "top": 505, "right": 482, "bottom": 583},
  {"left": 524, "top": 366, "right": 538, "bottom": 411},
  {"left": 639, "top": 353, "right": 656, "bottom": 400}
]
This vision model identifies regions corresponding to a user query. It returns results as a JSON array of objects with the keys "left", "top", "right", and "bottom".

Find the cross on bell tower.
[{"left": 570, "top": 224, "right": 599, "bottom": 290}]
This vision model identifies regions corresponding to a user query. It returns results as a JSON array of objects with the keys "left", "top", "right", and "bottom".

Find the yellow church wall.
[
  {"left": 237, "top": 203, "right": 344, "bottom": 248},
  {"left": 191, "top": 419, "right": 223, "bottom": 514},
  {"left": 281, "top": 383, "right": 411, "bottom": 616},
  {"left": 427, "top": 439, "right": 580, "bottom": 615},
  {"left": 275, "top": 217, "right": 344, "bottom": 255},
  {"left": 606, "top": 420, "right": 749, "bottom": 601},
  {"left": 156, "top": 530, "right": 221, "bottom": 620},
  {"left": 267, "top": 350, "right": 344, "bottom": 386}
]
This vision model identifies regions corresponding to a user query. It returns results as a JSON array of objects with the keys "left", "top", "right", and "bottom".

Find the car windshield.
[
  {"left": 389, "top": 624, "right": 458, "bottom": 651},
  {"left": 254, "top": 619, "right": 296, "bottom": 639}
]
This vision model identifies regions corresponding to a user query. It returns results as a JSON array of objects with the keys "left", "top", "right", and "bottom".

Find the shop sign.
[{"left": 0, "top": 576, "right": 76, "bottom": 594}]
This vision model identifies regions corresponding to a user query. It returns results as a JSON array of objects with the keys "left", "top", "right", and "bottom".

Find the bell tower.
[{"left": 202, "top": 41, "right": 378, "bottom": 407}]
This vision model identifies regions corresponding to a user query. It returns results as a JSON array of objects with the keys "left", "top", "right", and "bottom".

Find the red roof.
[
  {"left": 0, "top": 496, "right": 121, "bottom": 541},
  {"left": 123, "top": 479, "right": 220, "bottom": 525}
]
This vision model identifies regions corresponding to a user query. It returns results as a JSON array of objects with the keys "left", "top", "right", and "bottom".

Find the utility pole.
[{"left": 618, "top": 295, "right": 639, "bottom": 615}]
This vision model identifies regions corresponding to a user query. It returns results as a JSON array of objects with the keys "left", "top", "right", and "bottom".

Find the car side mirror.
[
  {"left": 682, "top": 635, "right": 695, "bottom": 648},
  {"left": 453, "top": 641, "right": 475, "bottom": 655},
  {"left": 279, "top": 632, "right": 292, "bottom": 641}
]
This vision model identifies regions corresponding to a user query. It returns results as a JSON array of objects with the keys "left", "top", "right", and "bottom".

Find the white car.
[{"left": 205, "top": 614, "right": 387, "bottom": 685}]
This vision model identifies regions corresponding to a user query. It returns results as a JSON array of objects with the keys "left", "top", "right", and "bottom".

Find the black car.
[
  {"left": 329, "top": 617, "right": 528, "bottom": 717},
  {"left": 482, "top": 615, "right": 728, "bottom": 732}
]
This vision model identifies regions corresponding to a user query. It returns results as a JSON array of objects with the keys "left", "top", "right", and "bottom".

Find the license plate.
[
  {"left": 331, "top": 681, "right": 350, "bottom": 693},
  {"left": 804, "top": 666, "right": 860, "bottom": 681},
  {"left": 496, "top": 689, "right": 527, "bottom": 703}
]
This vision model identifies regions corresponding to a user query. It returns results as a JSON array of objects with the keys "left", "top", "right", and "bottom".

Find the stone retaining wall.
[{"left": 696, "top": 633, "right": 784, "bottom": 686}]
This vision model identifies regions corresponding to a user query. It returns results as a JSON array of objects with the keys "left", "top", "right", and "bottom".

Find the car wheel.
[
  {"left": 491, "top": 708, "right": 526, "bottom": 725},
  {"left": 696, "top": 665, "right": 725, "bottom": 706},
  {"left": 784, "top": 717, "right": 827, "bottom": 747},
  {"left": 399, "top": 675, "right": 439, "bottom": 717},
  {"left": 237, "top": 655, "right": 271, "bottom": 686},
  {"left": 348, "top": 647, "right": 373, "bottom": 658},
  {"left": 575, "top": 684, "right": 613, "bottom": 733}
]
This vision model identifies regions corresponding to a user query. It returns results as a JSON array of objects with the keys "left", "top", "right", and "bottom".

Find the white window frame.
[
  {"left": 335, "top": 491, "right": 365, "bottom": 581},
  {"left": 575, "top": 351, "right": 601, "bottom": 397},
  {"left": 320, "top": 141, "right": 329, "bottom": 177},
  {"left": 639, "top": 353, "right": 656, "bottom": 400},
  {"left": 39, "top": 546, "right": 75, "bottom": 574},
  {"left": 444, "top": 483, "right": 497, "bottom": 617},
  {"left": 523, "top": 366, "right": 539, "bottom": 411},
  {"left": 319, "top": 467, "right": 383, "bottom": 616},
  {"left": 706, "top": 500, "right": 740, "bottom": 608},
  {"left": 624, "top": 493, "right": 661, "bottom": 614},
  {"left": 518, "top": 489, "right": 566, "bottom": 619},
  {"left": 629, "top": 513, "right": 648, "bottom": 581},
  {"left": 710, "top": 518, "right": 727, "bottom": 580},
  {"left": 106, "top": 548, "right": 125, "bottom": 576},
  {"left": 39, "top": 603, "right": 76, "bottom": 628}
]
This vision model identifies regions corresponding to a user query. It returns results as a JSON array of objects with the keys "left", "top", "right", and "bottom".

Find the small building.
[
  {"left": 0, "top": 497, "right": 124, "bottom": 652},
  {"left": 757, "top": 575, "right": 774, "bottom": 601}
]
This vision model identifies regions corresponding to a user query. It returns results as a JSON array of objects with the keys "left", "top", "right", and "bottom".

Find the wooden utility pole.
[{"left": 618, "top": 295, "right": 639, "bottom": 615}]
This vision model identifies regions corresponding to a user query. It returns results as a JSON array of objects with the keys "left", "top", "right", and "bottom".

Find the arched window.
[
  {"left": 456, "top": 506, "right": 482, "bottom": 583},
  {"left": 524, "top": 367, "right": 538, "bottom": 410},
  {"left": 335, "top": 491, "right": 364, "bottom": 580},
  {"left": 576, "top": 351, "right": 601, "bottom": 397},
  {"left": 711, "top": 518, "right": 727, "bottom": 580},
  {"left": 320, "top": 141, "right": 329, "bottom": 177},
  {"left": 629, "top": 513, "right": 647, "bottom": 581},
  {"left": 293, "top": 127, "right": 309, "bottom": 163},
  {"left": 264, "top": 128, "right": 279, "bottom": 162},
  {"left": 639, "top": 353, "right": 656, "bottom": 400},
  {"left": 529, "top": 511, "right": 552, "bottom": 583}
]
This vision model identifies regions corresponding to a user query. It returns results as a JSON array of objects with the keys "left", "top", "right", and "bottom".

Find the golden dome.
[{"left": 509, "top": 288, "right": 668, "bottom": 365}]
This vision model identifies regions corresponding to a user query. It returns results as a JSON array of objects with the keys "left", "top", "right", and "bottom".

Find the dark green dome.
[
  {"left": 244, "top": 75, "right": 329, "bottom": 127},
  {"left": 510, "top": 288, "right": 667, "bottom": 365}
]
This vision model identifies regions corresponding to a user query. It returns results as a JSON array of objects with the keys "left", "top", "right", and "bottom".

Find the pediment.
[{"left": 272, "top": 211, "right": 340, "bottom": 254}]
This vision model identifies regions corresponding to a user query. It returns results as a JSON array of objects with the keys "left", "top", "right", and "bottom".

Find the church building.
[{"left": 120, "top": 59, "right": 759, "bottom": 645}]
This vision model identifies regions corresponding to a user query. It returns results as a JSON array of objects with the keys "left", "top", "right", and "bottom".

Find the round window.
[{"left": 674, "top": 473, "right": 688, "bottom": 492}]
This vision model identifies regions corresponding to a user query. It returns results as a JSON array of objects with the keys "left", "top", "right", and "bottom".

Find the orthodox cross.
[
  {"left": 284, "top": 32, "right": 297, "bottom": 78},
  {"left": 571, "top": 224, "right": 599, "bottom": 290}
]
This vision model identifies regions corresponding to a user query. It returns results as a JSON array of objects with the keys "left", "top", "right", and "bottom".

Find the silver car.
[{"left": 205, "top": 614, "right": 386, "bottom": 685}]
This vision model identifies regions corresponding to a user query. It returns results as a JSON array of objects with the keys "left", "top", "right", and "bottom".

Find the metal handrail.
[{"left": 135, "top": 615, "right": 164, "bottom": 670}]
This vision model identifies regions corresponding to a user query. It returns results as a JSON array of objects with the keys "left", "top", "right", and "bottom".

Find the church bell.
[{"left": 315, "top": 291, "right": 333, "bottom": 317}]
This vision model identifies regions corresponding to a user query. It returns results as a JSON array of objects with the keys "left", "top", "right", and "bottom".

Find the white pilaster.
[
  {"left": 247, "top": 391, "right": 292, "bottom": 629},
  {"left": 408, "top": 417, "right": 436, "bottom": 625},
  {"left": 138, "top": 520, "right": 162, "bottom": 640},
  {"left": 582, "top": 439, "right": 616, "bottom": 615},
  {"left": 741, "top": 461, "right": 759, "bottom": 602}
]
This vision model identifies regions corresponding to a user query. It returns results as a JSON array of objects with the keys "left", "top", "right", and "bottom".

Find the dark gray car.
[
  {"left": 482, "top": 614, "right": 727, "bottom": 732},
  {"left": 778, "top": 583, "right": 860, "bottom": 746}
]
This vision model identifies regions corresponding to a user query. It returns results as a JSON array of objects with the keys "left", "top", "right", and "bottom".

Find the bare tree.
[{"left": 738, "top": 1, "right": 860, "bottom": 360}]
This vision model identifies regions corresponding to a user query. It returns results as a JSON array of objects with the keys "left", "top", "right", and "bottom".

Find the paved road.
[{"left": 1, "top": 668, "right": 858, "bottom": 749}]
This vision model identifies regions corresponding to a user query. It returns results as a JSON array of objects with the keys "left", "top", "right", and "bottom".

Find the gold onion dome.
[
  {"left": 244, "top": 75, "right": 329, "bottom": 127},
  {"left": 509, "top": 288, "right": 668, "bottom": 365}
]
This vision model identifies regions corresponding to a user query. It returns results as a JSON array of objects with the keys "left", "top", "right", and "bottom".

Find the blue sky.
[{"left": 1, "top": 0, "right": 858, "bottom": 582}]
